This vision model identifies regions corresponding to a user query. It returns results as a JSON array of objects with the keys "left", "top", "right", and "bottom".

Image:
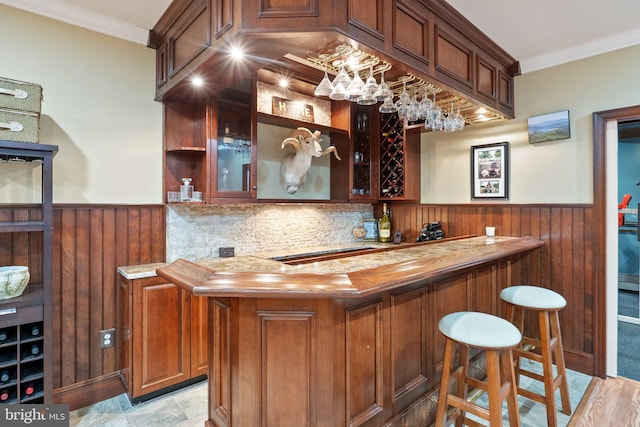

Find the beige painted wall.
[
  {"left": 421, "top": 43, "right": 640, "bottom": 204},
  {"left": 4, "top": 4, "right": 639, "bottom": 206},
  {"left": 1, "top": 5, "right": 162, "bottom": 204}
]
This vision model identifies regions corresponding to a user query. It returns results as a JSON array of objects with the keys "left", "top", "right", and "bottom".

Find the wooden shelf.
[
  {"left": 0, "top": 221, "right": 44, "bottom": 233},
  {"left": 166, "top": 147, "right": 206, "bottom": 153},
  {"left": 257, "top": 112, "right": 349, "bottom": 136}
]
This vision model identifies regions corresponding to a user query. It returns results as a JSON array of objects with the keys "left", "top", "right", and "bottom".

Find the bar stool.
[
  {"left": 500, "top": 285, "right": 571, "bottom": 427},
  {"left": 435, "top": 311, "right": 522, "bottom": 427}
]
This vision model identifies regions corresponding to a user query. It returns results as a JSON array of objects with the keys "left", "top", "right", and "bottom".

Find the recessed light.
[
  {"left": 230, "top": 46, "right": 244, "bottom": 60},
  {"left": 192, "top": 76, "right": 204, "bottom": 86},
  {"left": 278, "top": 78, "right": 289, "bottom": 89}
]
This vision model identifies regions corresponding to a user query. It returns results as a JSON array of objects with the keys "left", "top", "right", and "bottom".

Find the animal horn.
[
  {"left": 281, "top": 137, "right": 301, "bottom": 150},
  {"left": 321, "top": 146, "right": 341, "bottom": 160}
]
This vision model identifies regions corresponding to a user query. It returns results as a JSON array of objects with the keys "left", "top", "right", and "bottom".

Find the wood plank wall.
[
  {"left": 1, "top": 203, "right": 599, "bottom": 409},
  {"left": 383, "top": 203, "right": 597, "bottom": 374},
  {"left": 52, "top": 205, "right": 165, "bottom": 408},
  {"left": 0, "top": 205, "right": 166, "bottom": 409}
]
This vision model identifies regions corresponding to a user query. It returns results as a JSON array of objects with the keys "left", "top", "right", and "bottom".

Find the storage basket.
[
  {"left": 0, "top": 109, "right": 39, "bottom": 143},
  {"left": 0, "top": 77, "right": 42, "bottom": 114}
]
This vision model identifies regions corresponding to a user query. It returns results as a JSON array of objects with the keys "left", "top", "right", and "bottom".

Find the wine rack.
[
  {"left": 380, "top": 112, "right": 406, "bottom": 198},
  {"left": 351, "top": 106, "right": 372, "bottom": 197},
  {"left": 0, "top": 320, "right": 45, "bottom": 404}
]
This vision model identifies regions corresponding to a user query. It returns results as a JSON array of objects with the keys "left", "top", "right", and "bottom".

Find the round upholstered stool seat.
[
  {"left": 438, "top": 311, "right": 521, "bottom": 349},
  {"left": 500, "top": 285, "right": 572, "bottom": 426},
  {"left": 500, "top": 285, "right": 567, "bottom": 310},
  {"left": 435, "top": 311, "right": 522, "bottom": 426}
]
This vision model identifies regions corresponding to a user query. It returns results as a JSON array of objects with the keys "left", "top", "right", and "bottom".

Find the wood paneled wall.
[
  {"left": 51, "top": 205, "right": 165, "bottom": 408},
  {"left": 0, "top": 205, "right": 165, "bottom": 409},
  {"left": 382, "top": 203, "right": 598, "bottom": 374},
  {"left": 1, "top": 202, "right": 600, "bottom": 410}
]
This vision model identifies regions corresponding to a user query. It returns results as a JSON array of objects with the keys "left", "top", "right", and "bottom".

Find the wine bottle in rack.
[
  {"left": 24, "top": 383, "right": 35, "bottom": 396},
  {"left": 0, "top": 388, "right": 9, "bottom": 401},
  {"left": 30, "top": 344, "right": 40, "bottom": 356},
  {"left": 30, "top": 325, "right": 40, "bottom": 337},
  {"left": 0, "top": 369, "right": 9, "bottom": 383}
]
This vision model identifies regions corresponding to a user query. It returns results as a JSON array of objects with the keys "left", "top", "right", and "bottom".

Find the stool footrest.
[
  {"left": 462, "top": 417, "right": 489, "bottom": 427},
  {"left": 517, "top": 368, "right": 545, "bottom": 383},
  {"left": 517, "top": 386, "right": 547, "bottom": 405},
  {"left": 447, "top": 395, "right": 490, "bottom": 420}
]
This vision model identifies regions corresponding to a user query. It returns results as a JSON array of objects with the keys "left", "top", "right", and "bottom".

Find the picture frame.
[
  {"left": 361, "top": 218, "right": 379, "bottom": 241},
  {"left": 471, "top": 142, "right": 509, "bottom": 200},
  {"left": 527, "top": 110, "right": 570, "bottom": 143}
]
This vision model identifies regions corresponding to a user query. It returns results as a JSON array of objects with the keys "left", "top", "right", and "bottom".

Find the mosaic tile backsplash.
[{"left": 166, "top": 203, "right": 373, "bottom": 261}]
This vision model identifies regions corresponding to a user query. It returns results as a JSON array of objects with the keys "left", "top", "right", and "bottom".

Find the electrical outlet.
[{"left": 100, "top": 328, "right": 116, "bottom": 349}]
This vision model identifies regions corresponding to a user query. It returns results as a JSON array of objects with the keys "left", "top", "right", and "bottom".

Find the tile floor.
[{"left": 69, "top": 360, "right": 593, "bottom": 426}]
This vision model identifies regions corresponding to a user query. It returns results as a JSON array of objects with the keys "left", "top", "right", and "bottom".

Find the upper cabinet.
[{"left": 149, "top": 0, "right": 518, "bottom": 121}]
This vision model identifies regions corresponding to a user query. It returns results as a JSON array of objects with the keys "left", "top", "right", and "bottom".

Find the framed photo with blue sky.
[{"left": 527, "top": 110, "right": 570, "bottom": 143}]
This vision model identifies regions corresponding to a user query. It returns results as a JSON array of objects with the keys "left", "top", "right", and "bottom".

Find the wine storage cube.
[
  {"left": 380, "top": 112, "right": 405, "bottom": 198},
  {"left": 0, "top": 319, "right": 44, "bottom": 404}
]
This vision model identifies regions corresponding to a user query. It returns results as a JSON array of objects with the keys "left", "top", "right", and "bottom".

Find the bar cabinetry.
[
  {"left": 118, "top": 274, "right": 208, "bottom": 401},
  {"left": 0, "top": 140, "right": 57, "bottom": 404}
]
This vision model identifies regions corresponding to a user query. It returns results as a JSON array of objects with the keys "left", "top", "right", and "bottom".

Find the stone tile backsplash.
[{"left": 166, "top": 203, "right": 374, "bottom": 261}]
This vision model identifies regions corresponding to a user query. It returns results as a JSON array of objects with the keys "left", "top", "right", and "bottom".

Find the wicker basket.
[
  {"left": 0, "top": 77, "right": 42, "bottom": 114},
  {"left": 0, "top": 109, "right": 39, "bottom": 143}
]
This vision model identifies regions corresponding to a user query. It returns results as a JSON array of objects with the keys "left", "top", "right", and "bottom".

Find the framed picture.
[
  {"left": 471, "top": 142, "right": 509, "bottom": 200},
  {"left": 361, "top": 218, "right": 379, "bottom": 241},
  {"left": 527, "top": 110, "right": 570, "bottom": 143}
]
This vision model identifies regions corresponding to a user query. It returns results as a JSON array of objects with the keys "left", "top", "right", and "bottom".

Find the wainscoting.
[
  {"left": 383, "top": 203, "right": 598, "bottom": 375},
  {"left": 0, "top": 203, "right": 601, "bottom": 410}
]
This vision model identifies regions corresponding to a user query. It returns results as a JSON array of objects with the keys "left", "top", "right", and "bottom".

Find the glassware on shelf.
[{"left": 180, "top": 178, "right": 193, "bottom": 202}]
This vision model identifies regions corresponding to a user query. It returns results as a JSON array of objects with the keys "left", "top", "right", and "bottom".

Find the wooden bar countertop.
[{"left": 154, "top": 235, "right": 543, "bottom": 299}]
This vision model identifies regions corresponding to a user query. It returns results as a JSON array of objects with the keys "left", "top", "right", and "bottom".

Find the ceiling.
[{"left": 2, "top": 0, "right": 639, "bottom": 74}]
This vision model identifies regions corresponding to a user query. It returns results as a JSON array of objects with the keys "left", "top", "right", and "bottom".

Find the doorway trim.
[{"left": 594, "top": 104, "right": 640, "bottom": 377}]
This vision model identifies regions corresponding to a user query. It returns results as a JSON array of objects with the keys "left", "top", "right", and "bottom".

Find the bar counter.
[{"left": 155, "top": 235, "right": 543, "bottom": 427}]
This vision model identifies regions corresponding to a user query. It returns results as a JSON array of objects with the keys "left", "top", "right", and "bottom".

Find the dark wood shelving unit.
[{"left": 0, "top": 140, "right": 57, "bottom": 404}]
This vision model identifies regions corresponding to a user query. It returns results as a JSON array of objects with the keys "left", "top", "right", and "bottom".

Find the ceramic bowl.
[{"left": 0, "top": 266, "right": 30, "bottom": 300}]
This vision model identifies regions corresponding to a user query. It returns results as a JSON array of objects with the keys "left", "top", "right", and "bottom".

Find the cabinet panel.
[
  {"left": 393, "top": 0, "right": 430, "bottom": 65},
  {"left": 434, "top": 24, "right": 473, "bottom": 88},
  {"left": 258, "top": 310, "right": 315, "bottom": 426},
  {"left": 346, "top": 301, "right": 383, "bottom": 426},
  {"left": 476, "top": 55, "right": 497, "bottom": 102},
  {"left": 348, "top": 0, "right": 384, "bottom": 40},
  {"left": 390, "top": 289, "right": 428, "bottom": 399},
  {"left": 132, "top": 280, "right": 190, "bottom": 397},
  {"left": 190, "top": 295, "right": 209, "bottom": 378},
  {"left": 169, "top": 0, "right": 211, "bottom": 77}
]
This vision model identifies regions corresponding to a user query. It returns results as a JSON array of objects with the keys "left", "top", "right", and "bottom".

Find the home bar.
[
  {"left": 154, "top": 236, "right": 543, "bottom": 426},
  {"left": 7, "top": 0, "right": 639, "bottom": 425}
]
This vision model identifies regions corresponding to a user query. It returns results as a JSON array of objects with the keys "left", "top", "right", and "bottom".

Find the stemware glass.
[
  {"left": 329, "top": 81, "right": 348, "bottom": 100},
  {"left": 430, "top": 93, "right": 442, "bottom": 131},
  {"left": 332, "top": 64, "right": 351, "bottom": 89},
  {"left": 374, "top": 72, "right": 392, "bottom": 102},
  {"left": 406, "top": 95, "right": 420, "bottom": 122},
  {"left": 379, "top": 95, "right": 397, "bottom": 113},
  {"left": 346, "top": 70, "right": 365, "bottom": 102},
  {"left": 314, "top": 68, "right": 334, "bottom": 97},
  {"left": 419, "top": 89, "right": 433, "bottom": 120},
  {"left": 395, "top": 82, "right": 410, "bottom": 120}
]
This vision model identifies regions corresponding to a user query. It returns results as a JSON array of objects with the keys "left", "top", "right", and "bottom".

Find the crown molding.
[
  {"left": 0, "top": 0, "right": 149, "bottom": 45},
  {"left": 521, "top": 28, "right": 640, "bottom": 74}
]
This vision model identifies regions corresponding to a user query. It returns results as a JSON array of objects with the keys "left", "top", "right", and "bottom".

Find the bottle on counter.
[{"left": 379, "top": 203, "right": 391, "bottom": 243}]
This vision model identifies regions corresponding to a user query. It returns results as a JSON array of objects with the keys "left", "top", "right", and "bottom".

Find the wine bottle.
[
  {"left": 0, "top": 389, "right": 9, "bottom": 401},
  {"left": 31, "top": 325, "right": 40, "bottom": 336},
  {"left": 0, "top": 330, "right": 7, "bottom": 342},
  {"left": 30, "top": 344, "right": 40, "bottom": 356},
  {"left": 24, "top": 383, "right": 34, "bottom": 396},
  {"left": 379, "top": 203, "right": 391, "bottom": 243},
  {"left": 0, "top": 370, "right": 9, "bottom": 383}
]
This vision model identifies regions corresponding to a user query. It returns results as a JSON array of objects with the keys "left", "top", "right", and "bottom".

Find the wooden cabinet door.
[
  {"left": 132, "top": 277, "right": 191, "bottom": 398},
  {"left": 190, "top": 294, "right": 209, "bottom": 378}
]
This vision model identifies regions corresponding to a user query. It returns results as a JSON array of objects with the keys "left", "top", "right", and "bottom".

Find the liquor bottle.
[
  {"left": 379, "top": 203, "right": 391, "bottom": 243},
  {"left": 0, "top": 389, "right": 9, "bottom": 401}
]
